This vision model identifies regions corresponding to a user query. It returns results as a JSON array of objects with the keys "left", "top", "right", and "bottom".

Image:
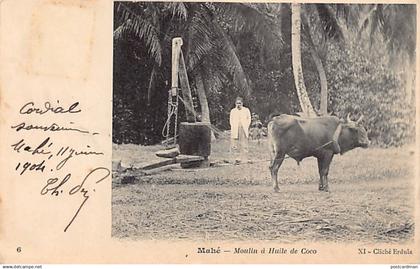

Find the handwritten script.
[{"left": 10, "top": 100, "right": 110, "bottom": 232}]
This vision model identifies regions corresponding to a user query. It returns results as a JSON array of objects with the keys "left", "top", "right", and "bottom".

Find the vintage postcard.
[{"left": 0, "top": 0, "right": 419, "bottom": 265}]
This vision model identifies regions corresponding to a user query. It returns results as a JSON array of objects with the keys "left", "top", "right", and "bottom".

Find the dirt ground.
[{"left": 112, "top": 137, "right": 415, "bottom": 242}]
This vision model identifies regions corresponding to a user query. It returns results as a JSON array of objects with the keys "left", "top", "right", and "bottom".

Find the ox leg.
[
  {"left": 317, "top": 153, "right": 334, "bottom": 192},
  {"left": 269, "top": 152, "right": 285, "bottom": 192}
]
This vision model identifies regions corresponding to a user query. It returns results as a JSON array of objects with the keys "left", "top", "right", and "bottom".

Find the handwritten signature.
[{"left": 40, "top": 167, "right": 110, "bottom": 232}]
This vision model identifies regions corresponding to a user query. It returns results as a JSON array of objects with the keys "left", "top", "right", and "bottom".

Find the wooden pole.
[
  {"left": 171, "top": 37, "right": 195, "bottom": 122},
  {"left": 179, "top": 50, "right": 196, "bottom": 122},
  {"left": 171, "top": 38, "right": 182, "bottom": 89}
]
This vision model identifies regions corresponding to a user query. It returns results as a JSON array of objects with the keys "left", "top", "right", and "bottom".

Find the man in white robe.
[{"left": 229, "top": 97, "right": 251, "bottom": 163}]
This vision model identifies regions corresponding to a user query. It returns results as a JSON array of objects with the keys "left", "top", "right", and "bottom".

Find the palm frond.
[
  {"left": 357, "top": 4, "right": 416, "bottom": 62},
  {"left": 333, "top": 4, "right": 362, "bottom": 30},
  {"left": 212, "top": 21, "right": 252, "bottom": 96},
  {"left": 357, "top": 4, "right": 385, "bottom": 46},
  {"left": 217, "top": 3, "right": 283, "bottom": 46},
  {"left": 382, "top": 5, "right": 416, "bottom": 61},
  {"left": 314, "top": 4, "right": 344, "bottom": 41},
  {"left": 114, "top": 3, "right": 162, "bottom": 65},
  {"left": 183, "top": 3, "right": 253, "bottom": 96},
  {"left": 201, "top": 62, "right": 226, "bottom": 95},
  {"left": 186, "top": 7, "right": 217, "bottom": 70},
  {"left": 163, "top": 2, "right": 188, "bottom": 21}
]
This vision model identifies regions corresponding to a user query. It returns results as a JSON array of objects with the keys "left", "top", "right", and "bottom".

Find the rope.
[
  {"left": 162, "top": 94, "right": 200, "bottom": 145},
  {"left": 162, "top": 91, "right": 178, "bottom": 140},
  {"left": 173, "top": 90, "right": 179, "bottom": 144},
  {"left": 161, "top": 104, "right": 176, "bottom": 138}
]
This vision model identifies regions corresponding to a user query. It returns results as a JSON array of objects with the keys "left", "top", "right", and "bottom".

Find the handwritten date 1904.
[
  {"left": 40, "top": 167, "right": 110, "bottom": 232},
  {"left": 16, "top": 160, "right": 46, "bottom": 175}
]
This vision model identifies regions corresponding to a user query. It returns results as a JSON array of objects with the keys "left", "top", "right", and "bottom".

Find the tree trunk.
[
  {"left": 172, "top": 38, "right": 196, "bottom": 122},
  {"left": 178, "top": 50, "right": 196, "bottom": 122},
  {"left": 301, "top": 14, "right": 328, "bottom": 115},
  {"left": 195, "top": 72, "right": 211, "bottom": 123},
  {"left": 291, "top": 3, "right": 316, "bottom": 117},
  {"left": 309, "top": 46, "right": 328, "bottom": 115},
  {"left": 147, "top": 64, "right": 157, "bottom": 106}
]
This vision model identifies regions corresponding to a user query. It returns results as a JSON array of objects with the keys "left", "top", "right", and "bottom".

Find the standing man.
[{"left": 230, "top": 97, "right": 251, "bottom": 164}]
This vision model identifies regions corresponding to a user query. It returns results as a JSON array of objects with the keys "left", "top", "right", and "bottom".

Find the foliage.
[
  {"left": 327, "top": 37, "right": 415, "bottom": 147},
  {"left": 113, "top": 2, "right": 262, "bottom": 143},
  {"left": 112, "top": 3, "right": 415, "bottom": 147},
  {"left": 358, "top": 4, "right": 416, "bottom": 64},
  {"left": 113, "top": 39, "right": 169, "bottom": 145}
]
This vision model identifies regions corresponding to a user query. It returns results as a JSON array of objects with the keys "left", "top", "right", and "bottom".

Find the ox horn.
[
  {"left": 356, "top": 115, "right": 364, "bottom": 124},
  {"left": 346, "top": 113, "right": 352, "bottom": 122}
]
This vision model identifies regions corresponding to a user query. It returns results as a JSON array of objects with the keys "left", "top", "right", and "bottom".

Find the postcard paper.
[{"left": 0, "top": 0, "right": 419, "bottom": 265}]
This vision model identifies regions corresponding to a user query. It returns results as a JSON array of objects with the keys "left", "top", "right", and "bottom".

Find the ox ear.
[{"left": 356, "top": 115, "right": 364, "bottom": 124}]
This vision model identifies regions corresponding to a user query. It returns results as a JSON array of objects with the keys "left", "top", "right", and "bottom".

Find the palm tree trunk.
[
  {"left": 178, "top": 51, "right": 196, "bottom": 122},
  {"left": 301, "top": 14, "right": 328, "bottom": 115},
  {"left": 195, "top": 69, "right": 216, "bottom": 140},
  {"left": 291, "top": 3, "right": 316, "bottom": 117},
  {"left": 309, "top": 46, "right": 328, "bottom": 115},
  {"left": 147, "top": 64, "right": 157, "bottom": 106},
  {"left": 195, "top": 72, "right": 211, "bottom": 123}
]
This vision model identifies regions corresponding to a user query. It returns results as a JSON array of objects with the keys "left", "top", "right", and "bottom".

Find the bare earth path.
[{"left": 112, "top": 139, "right": 415, "bottom": 242}]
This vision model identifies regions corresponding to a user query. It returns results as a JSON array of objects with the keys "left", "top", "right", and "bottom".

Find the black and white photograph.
[{"left": 111, "top": 2, "right": 416, "bottom": 244}]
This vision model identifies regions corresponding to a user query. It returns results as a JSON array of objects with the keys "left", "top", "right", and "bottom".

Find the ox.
[{"left": 268, "top": 114, "right": 369, "bottom": 192}]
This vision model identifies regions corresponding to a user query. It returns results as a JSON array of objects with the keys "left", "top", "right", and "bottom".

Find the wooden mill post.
[
  {"left": 171, "top": 37, "right": 195, "bottom": 122},
  {"left": 173, "top": 38, "right": 211, "bottom": 167}
]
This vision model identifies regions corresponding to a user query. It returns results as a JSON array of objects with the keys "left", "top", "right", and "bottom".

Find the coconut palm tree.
[
  {"left": 114, "top": 2, "right": 259, "bottom": 125},
  {"left": 301, "top": 4, "right": 350, "bottom": 115},
  {"left": 186, "top": 2, "right": 281, "bottom": 123},
  {"left": 291, "top": 3, "right": 317, "bottom": 117},
  {"left": 289, "top": 4, "right": 344, "bottom": 117},
  {"left": 259, "top": 3, "right": 347, "bottom": 116}
]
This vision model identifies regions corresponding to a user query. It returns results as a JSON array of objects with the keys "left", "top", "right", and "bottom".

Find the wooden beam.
[
  {"left": 175, "top": 155, "right": 205, "bottom": 163},
  {"left": 140, "top": 155, "right": 204, "bottom": 170},
  {"left": 141, "top": 159, "right": 177, "bottom": 170},
  {"left": 171, "top": 38, "right": 182, "bottom": 89},
  {"left": 171, "top": 37, "right": 195, "bottom": 122},
  {"left": 179, "top": 50, "right": 196, "bottom": 122}
]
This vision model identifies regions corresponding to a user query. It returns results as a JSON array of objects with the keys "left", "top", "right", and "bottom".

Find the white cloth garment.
[
  {"left": 230, "top": 125, "right": 249, "bottom": 162},
  {"left": 229, "top": 107, "right": 251, "bottom": 139}
]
